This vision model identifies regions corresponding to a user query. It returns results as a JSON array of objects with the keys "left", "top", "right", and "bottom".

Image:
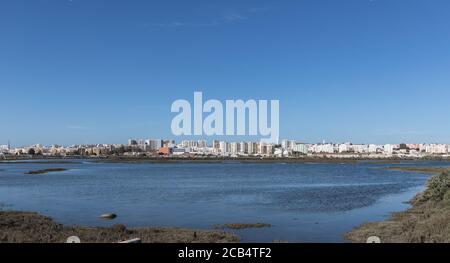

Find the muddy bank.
[
  {"left": 386, "top": 166, "right": 450, "bottom": 174},
  {"left": 346, "top": 171, "right": 450, "bottom": 243},
  {"left": 214, "top": 223, "right": 272, "bottom": 230},
  {"left": 25, "top": 168, "right": 68, "bottom": 175},
  {"left": 0, "top": 211, "right": 240, "bottom": 243}
]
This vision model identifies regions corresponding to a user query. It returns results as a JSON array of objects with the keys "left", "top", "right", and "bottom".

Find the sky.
[{"left": 1, "top": 0, "right": 450, "bottom": 146}]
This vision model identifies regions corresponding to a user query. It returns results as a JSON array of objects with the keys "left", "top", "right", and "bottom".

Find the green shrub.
[
  {"left": 444, "top": 190, "right": 450, "bottom": 201},
  {"left": 416, "top": 172, "right": 450, "bottom": 204}
]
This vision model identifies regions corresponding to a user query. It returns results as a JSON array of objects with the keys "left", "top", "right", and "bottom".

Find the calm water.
[{"left": 1, "top": 160, "right": 448, "bottom": 242}]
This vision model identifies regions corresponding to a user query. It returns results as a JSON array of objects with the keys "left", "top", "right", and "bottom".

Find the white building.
[
  {"left": 247, "top": 142, "right": 258, "bottom": 155},
  {"left": 230, "top": 142, "right": 240, "bottom": 154},
  {"left": 338, "top": 144, "right": 349, "bottom": 153},
  {"left": 219, "top": 141, "right": 229, "bottom": 154},
  {"left": 181, "top": 140, "right": 199, "bottom": 148},
  {"left": 173, "top": 148, "right": 187, "bottom": 155},
  {"left": 145, "top": 139, "right": 162, "bottom": 151},
  {"left": 368, "top": 144, "right": 379, "bottom": 153},
  {"left": 352, "top": 144, "right": 368, "bottom": 154},
  {"left": 266, "top": 144, "right": 274, "bottom": 156},
  {"left": 197, "top": 140, "right": 207, "bottom": 148},
  {"left": 425, "top": 144, "right": 447, "bottom": 154},
  {"left": 293, "top": 143, "right": 308, "bottom": 155},
  {"left": 384, "top": 144, "right": 395, "bottom": 154},
  {"left": 239, "top": 142, "right": 247, "bottom": 154},
  {"left": 281, "top": 139, "right": 296, "bottom": 150},
  {"left": 0, "top": 145, "right": 9, "bottom": 154},
  {"left": 310, "top": 144, "right": 335, "bottom": 154}
]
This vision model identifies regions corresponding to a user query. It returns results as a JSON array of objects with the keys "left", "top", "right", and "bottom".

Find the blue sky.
[{"left": 1, "top": 0, "right": 450, "bottom": 146}]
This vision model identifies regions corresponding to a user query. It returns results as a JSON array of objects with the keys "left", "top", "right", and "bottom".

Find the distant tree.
[{"left": 28, "top": 148, "right": 35, "bottom": 155}]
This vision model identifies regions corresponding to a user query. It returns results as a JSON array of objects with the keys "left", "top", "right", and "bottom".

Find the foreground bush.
[
  {"left": 414, "top": 172, "right": 450, "bottom": 204},
  {"left": 346, "top": 171, "right": 450, "bottom": 243}
]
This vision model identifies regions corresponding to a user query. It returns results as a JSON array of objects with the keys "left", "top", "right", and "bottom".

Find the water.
[{"left": 0, "top": 160, "right": 448, "bottom": 242}]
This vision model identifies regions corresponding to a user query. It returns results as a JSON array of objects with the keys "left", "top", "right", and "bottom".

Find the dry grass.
[
  {"left": 346, "top": 172, "right": 450, "bottom": 243},
  {"left": 0, "top": 211, "right": 240, "bottom": 243}
]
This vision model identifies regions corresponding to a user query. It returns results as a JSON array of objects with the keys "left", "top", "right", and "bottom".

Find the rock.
[
  {"left": 99, "top": 213, "right": 117, "bottom": 220},
  {"left": 118, "top": 238, "right": 141, "bottom": 243}
]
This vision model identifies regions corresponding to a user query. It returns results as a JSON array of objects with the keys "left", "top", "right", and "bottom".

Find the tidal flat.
[{"left": 0, "top": 211, "right": 239, "bottom": 243}]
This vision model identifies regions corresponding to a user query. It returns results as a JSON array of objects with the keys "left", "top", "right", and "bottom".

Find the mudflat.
[{"left": 0, "top": 211, "right": 240, "bottom": 243}]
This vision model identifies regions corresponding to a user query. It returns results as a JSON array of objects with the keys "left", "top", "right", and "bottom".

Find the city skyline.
[
  {"left": 3, "top": 136, "right": 450, "bottom": 148},
  {"left": 2, "top": 0, "right": 450, "bottom": 145},
  {"left": 3, "top": 137, "right": 450, "bottom": 159}
]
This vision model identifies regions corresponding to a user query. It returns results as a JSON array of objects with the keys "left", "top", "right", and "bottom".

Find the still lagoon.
[{"left": 1, "top": 160, "right": 448, "bottom": 242}]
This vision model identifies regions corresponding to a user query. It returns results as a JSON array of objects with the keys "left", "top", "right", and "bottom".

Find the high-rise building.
[
  {"left": 259, "top": 142, "right": 267, "bottom": 155},
  {"left": 239, "top": 142, "right": 247, "bottom": 154},
  {"left": 213, "top": 140, "right": 220, "bottom": 150},
  {"left": 247, "top": 142, "right": 258, "bottom": 155},
  {"left": 230, "top": 142, "right": 240, "bottom": 154},
  {"left": 146, "top": 139, "right": 162, "bottom": 151},
  {"left": 219, "top": 141, "right": 229, "bottom": 154},
  {"left": 138, "top": 139, "right": 145, "bottom": 150},
  {"left": 266, "top": 144, "right": 274, "bottom": 155},
  {"left": 198, "top": 140, "right": 207, "bottom": 148}
]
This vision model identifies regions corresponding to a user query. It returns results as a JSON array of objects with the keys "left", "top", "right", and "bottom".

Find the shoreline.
[
  {"left": 346, "top": 169, "right": 450, "bottom": 243},
  {"left": 2, "top": 155, "right": 450, "bottom": 164},
  {"left": 0, "top": 210, "right": 240, "bottom": 243}
]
